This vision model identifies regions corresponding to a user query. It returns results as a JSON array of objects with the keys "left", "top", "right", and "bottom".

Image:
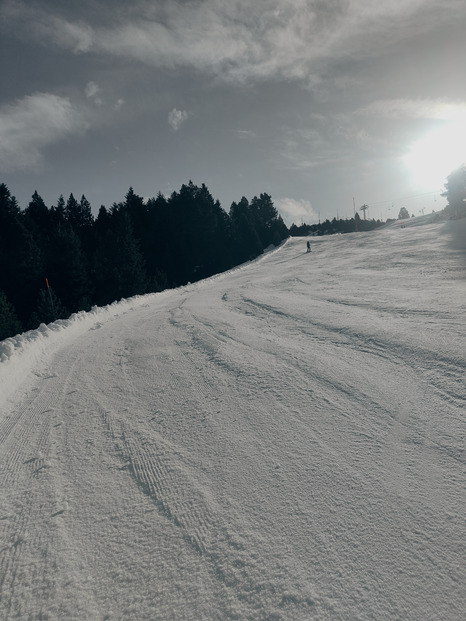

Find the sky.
[{"left": 1, "top": 0, "right": 466, "bottom": 225}]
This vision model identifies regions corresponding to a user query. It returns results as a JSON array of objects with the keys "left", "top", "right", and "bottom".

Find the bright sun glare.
[{"left": 404, "top": 121, "right": 466, "bottom": 190}]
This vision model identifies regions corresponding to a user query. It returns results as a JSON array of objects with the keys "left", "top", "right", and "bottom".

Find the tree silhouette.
[
  {"left": 45, "top": 224, "right": 90, "bottom": 315},
  {"left": 0, "top": 179, "right": 292, "bottom": 340},
  {"left": 230, "top": 197, "right": 263, "bottom": 263},
  {"left": 250, "top": 193, "right": 288, "bottom": 248},
  {"left": 0, "top": 290, "right": 22, "bottom": 340},
  {"left": 24, "top": 191, "right": 50, "bottom": 233},
  {"left": 442, "top": 164, "right": 466, "bottom": 219},
  {"left": 0, "top": 184, "right": 44, "bottom": 325},
  {"left": 28, "top": 286, "right": 68, "bottom": 329},
  {"left": 92, "top": 206, "right": 147, "bottom": 306}
]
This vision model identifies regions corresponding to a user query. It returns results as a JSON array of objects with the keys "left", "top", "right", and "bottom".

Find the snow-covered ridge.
[
  {"left": 0, "top": 223, "right": 464, "bottom": 619},
  {"left": 0, "top": 295, "right": 155, "bottom": 408},
  {"left": 0, "top": 242, "right": 285, "bottom": 408}
]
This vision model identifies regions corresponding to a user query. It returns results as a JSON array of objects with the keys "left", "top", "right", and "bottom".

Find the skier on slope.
[{"left": 306, "top": 240, "right": 311, "bottom": 253}]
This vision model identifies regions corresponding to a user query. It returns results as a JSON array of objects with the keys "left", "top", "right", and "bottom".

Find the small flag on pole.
[{"left": 45, "top": 278, "right": 56, "bottom": 320}]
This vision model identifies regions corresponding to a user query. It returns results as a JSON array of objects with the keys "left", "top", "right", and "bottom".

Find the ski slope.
[{"left": 1, "top": 222, "right": 465, "bottom": 620}]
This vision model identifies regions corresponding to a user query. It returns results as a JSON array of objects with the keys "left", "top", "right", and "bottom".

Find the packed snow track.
[{"left": 1, "top": 222, "right": 465, "bottom": 620}]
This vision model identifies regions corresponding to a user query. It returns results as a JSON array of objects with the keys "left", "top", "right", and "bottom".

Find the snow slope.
[{"left": 1, "top": 223, "right": 465, "bottom": 620}]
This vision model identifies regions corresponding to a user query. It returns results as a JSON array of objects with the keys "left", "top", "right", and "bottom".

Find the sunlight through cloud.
[{"left": 404, "top": 121, "right": 466, "bottom": 190}]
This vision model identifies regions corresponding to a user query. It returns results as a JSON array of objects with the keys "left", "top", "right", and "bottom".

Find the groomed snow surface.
[{"left": 1, "top": 222, "right": 465, "bottom": 620}]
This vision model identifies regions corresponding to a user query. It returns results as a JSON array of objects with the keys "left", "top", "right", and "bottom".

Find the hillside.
[{"left": 1, "top": 223, "right": 465, "bottom": 620}]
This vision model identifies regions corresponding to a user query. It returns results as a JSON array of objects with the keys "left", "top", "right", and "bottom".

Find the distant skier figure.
[{"left": 306, "top": 240, "right": 311, "bottom": 253}]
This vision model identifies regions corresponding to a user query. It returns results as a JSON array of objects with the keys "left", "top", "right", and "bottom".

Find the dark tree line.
[
  {"left": 0, "top": 181, "right": 288, "bottom": 340},
  {"left": 289, "top": 211, "right": 385, "bottom": 237}
]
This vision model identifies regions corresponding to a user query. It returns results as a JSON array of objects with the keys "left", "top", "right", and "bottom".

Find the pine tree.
[
  {"left": 52, "top": 194, "right": 66, "bottom": 222},
  {"left": 143, "top": 194, "right": 170, "bottom": 291},
  {"left": 24, "top": 191, "right": 49, "bottom": 229},
  {"left": 79, "top": 195, "right": 94, "bottom": 228},
  {"left": 165, "top": 181, "right": 231, "bottom": 283},
  {"left": 250, "top": 193, "right": 288, "bottom": 247},
  {"left": 398, "top": 207, "right": 410, "bottom": 220},
  {"left": 47, "top": 224, "right": 91, "bottom": 313},
  {"left": 442, "top": 164, "right": 466, "bottom": 219},
  {"left": 230, "top": 197, "right": 263, "bottom": 263},
  {"left": 0, "top": 184, "right": 44, "bottom": 325},
  {"left": 122, "top": 187, "right": 147, "bottom": 247},
  {"left": 64, "top": 193, "right": 94, "bottom": 230},
  {"left": 0, "top": 290, "right": 22, "bottom": 341},
  {"left": 65, "top": 193, "right": 79, "bottom": 226},
  {"left": 0, "top": 183, "right": 21, "bottom": 220},
  {"left": 92, "top": 206, "right": 148, "bottom": 305},
  {"left": 28, "top": 286, "right": 68, "bottom": 329}
]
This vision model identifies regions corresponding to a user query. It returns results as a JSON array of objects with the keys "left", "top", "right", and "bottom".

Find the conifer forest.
[{"left": 0, "top": 182, "right": 289, "bottom": 340}]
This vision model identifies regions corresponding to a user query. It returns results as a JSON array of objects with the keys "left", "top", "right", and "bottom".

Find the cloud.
[
  {"left": 0, "top": 1, "right": 93, "bottom": 53},
  {"left": 0, "top": 92, "right": 88, "bottom": 172},
  {"left": 278, "top": 113, "right": 371, "bottom": 172},
  {"left": 3, "top": 0, "right": 463, "bottom": 85},
  {"left": 275, "top": 197, "right": 318, "bottom": 226},
  {"left": 168, "top": 108, "right": 189, "bottom": 131},
  {"left": 85, "top": 81, "right": 126, "bottom": 110},
  {"left": 234, "top": 129, "right": 258, "bottom": 139},
  {"left": 359, "top": 98, "right": 466, "bottom": 121},
  {"left": 85, "top": 81, "right": 103, "bottom": 105}
]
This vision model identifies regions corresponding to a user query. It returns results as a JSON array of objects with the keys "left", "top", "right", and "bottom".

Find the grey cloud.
[
  {"left": 85, "top": 81, "right": 101, "bottom": 98},
  {"left": 275, "top": 197, "right": 318, "bottom": 226},
  {"left": 360, "top": 98, "right": 466, "bottom": 121},
  {"left": 0, "top": 1, "right": 93, "bottom": 52},
  {"left": 85, "top": 81, "right": 104, "bottom": 105},
  {"left": 278, "top": 113, "right": 368, "bottom": 172},
  {"left": 168, "top": 108, "right": 189, "bottom": 131},
  {"left": 0, "top": 92, "right": 88, "bottom": 171},
  {"left": 3, "top": 0, "right": 462, "bottom": 85}
]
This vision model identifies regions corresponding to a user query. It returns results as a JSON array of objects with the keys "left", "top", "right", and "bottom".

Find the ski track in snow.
[{"left": 0, "top": 222, "right": 465, "bottom": 620}]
